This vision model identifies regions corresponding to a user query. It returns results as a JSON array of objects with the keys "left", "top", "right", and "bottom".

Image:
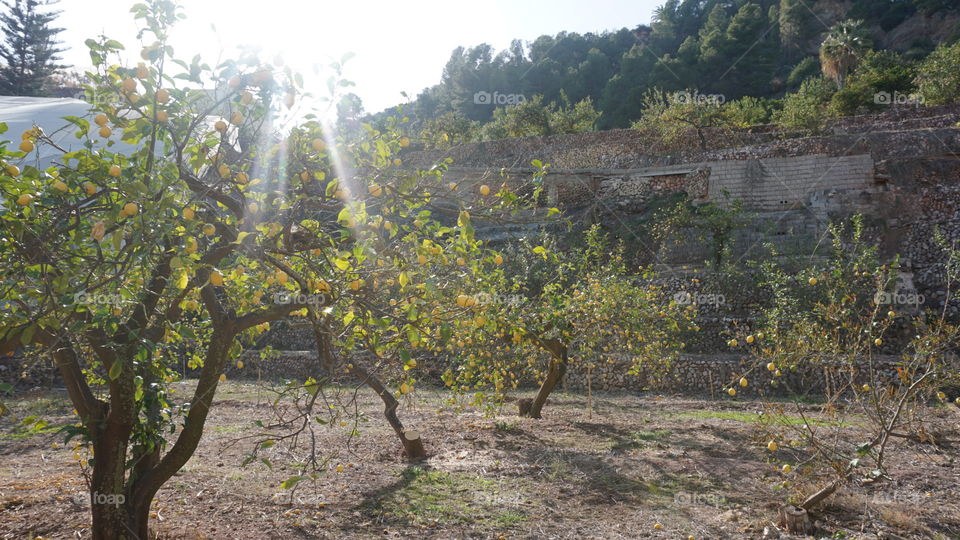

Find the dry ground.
[{"left": 1, "top": 381, "right": 959, "bottom": 539}]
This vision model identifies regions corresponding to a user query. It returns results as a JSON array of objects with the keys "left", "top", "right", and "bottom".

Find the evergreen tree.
[{"left": 0, "top": 0, "right": 65, "bottom": 96}]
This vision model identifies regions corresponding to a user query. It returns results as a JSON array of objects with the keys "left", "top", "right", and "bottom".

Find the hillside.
[{"left": 364, "top": 0, "right": 960, "bottom": 140}]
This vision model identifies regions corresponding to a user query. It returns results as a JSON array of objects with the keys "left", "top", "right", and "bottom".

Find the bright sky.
[{"left": 54, "top": 0, "right": 662, "bottom": 113}]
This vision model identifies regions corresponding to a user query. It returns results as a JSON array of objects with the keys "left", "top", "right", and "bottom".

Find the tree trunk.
[
  {"left": 346, "top": 361, "right": 427, "bottom": 460},
  {"left": 520, "top": 340, "right": 567, "bottom": 419},
  {"left": 312, "top": 327, "right": 427, "bottom": 460}
]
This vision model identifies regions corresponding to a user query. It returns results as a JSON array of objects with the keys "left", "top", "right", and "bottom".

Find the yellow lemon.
[{"left": 108, "top": 165, "right": 122, "bottom": 177}]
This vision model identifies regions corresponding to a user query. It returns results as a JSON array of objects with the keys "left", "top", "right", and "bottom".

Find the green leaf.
[
  {"left": 20, "top": 324, "right": 36, "bottom": 346},
  {"left": 108, "top": 361, "right": 122, "bottom": 380},
  {"left": 280, "top": 475, "right": 303, "bottom": 489}
]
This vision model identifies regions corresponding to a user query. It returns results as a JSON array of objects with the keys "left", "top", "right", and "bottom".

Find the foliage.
[
  {"left": 652, "top": 194, "right": 752, "bottom": 269},
  {"left": 819, "top": 19, "right": 872, "bottom": 89},
  {"left": 437, "top": 225, "right": 696, "bottom": 416},
  {"left": 738, "top": 217, "right": 960, "bottom": 510},
  {"left": 724, "top": 96, "right": 778, "bottom": 127},
  {"left": 630, "top": 88, "right": 733, "bottom": 151},
  {"left": 774, "top": 76, "right": 837, "bottom": 133},
  {"left": 417, "top": 111, "right": 479, "bottom": 150},
  {"left": 914, "top": 40, "right": 960, "bottom": 105},
  {"left": 367, "top": 0, "right": 959, "bottom": 136},
  {"left": 0, "top": 0, "right": 528, "bottom": 535},
  {"left": 786, "top": 56, "right": 821, "bottom": 90},
  {"left": 829, "top": 50, "right": 918, "bottom": 116},
  {"left": 478, "top": 94, "right": 599, "bottom": 141},
  {"left": 0, "top": 0, "right": 66, "bottom": 96}
]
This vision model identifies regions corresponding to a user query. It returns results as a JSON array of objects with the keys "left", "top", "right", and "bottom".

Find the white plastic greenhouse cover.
[{"left": 0, "top": 96, "right": 139, "bottom": 169}]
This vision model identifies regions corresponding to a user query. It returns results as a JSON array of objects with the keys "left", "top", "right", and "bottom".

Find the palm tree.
[{"left": 819, "top": 19, "right": 872, "bottom": 89}]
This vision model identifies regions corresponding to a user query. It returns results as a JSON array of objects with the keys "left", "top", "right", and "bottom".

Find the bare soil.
[{"left": 1, "top": 382, "right": 958, "bottom": 539}]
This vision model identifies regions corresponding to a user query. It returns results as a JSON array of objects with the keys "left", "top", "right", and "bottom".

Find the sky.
[{"left": 54, "top": 0, "right": 663, "bottom": 114}]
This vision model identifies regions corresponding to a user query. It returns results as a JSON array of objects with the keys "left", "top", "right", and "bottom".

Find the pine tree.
[{"left": 0, "top": 0, "right": 65, "bottom": 96}]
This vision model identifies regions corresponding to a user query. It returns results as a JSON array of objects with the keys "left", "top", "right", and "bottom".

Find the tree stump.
[
  {"left": 777, "top": 504, "right": 812, "bottom": 535},
  {"left": 401, "top": 430, "right": 426, "bottom": 460}
]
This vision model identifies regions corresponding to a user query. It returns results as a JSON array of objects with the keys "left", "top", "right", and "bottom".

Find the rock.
[
  {"left": 718, "top": 509, "right": 742, "bottom": 522},
  {"left": 763, "top": 525, "right": 781, "bottom": 538}
]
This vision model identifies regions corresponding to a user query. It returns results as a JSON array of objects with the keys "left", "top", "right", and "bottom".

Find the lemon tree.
[
  {"left": 734, "top": 218, "right": 960, "bottom": 520},
  {"left": 0, "top": 1, "right": 527, "bottom": 537},
  {"left": 438, "top": 225, "right": 696, "bottom": 418}
]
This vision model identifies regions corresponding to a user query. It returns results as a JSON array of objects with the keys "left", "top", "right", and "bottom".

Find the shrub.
[
  {"left": 915, "top": 40, "right": 960, "bottom": 105},
  {"left": 774, "top": 77, "right": 837, "bottom": 134}
]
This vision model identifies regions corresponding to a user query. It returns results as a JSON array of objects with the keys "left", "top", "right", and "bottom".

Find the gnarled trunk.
[
  {"left": 345, "top": 361, "right": 427, "bottom": 460},
  {"left": 313, "top": 328, "right": 426, "bottom": 459}
]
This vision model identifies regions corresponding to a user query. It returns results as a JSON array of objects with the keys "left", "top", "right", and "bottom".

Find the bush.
[
  {"left": 724, "top": 96, "right": 777, "bottom": 127},
  {"left": 418, "top": 112, "right": 480, "bottom": 149},
  {"left": 774, "top": 77, "right": 837, "bottom": 134},
  {"left": 829, "top": 50, "right": 919, "bottom": 116},
  {"left": 915, "top": 40, "right": 960, "bottom": 105},
  {"left": 630, "top": 88, "right": 733, "bottom": 150},
  {"left": 477, "top": 95, "right": 599, "bottom": 141},
  {"left": 786, "top": 57, "right": 821, "bottom": 90}
]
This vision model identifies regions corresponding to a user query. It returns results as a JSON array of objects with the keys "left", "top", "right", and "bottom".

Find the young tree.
[
  {"left": 630, "top": 88, "right": 733, "bottom": 151},
  {"left": 0, "top": 0, "right": 65, "bottom": 96},
  {"left": 441, "top": 225, "right": 695, "bottom": 419},
  {"left": 732, "top": 219, "right": 960, "bottom": 532}
]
